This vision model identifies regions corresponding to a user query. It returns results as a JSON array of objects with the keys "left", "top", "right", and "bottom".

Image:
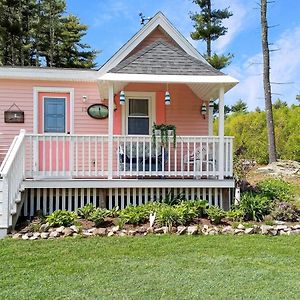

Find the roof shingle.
[{"left": 109, "top": 39, "right": 223, "bottom": 76}]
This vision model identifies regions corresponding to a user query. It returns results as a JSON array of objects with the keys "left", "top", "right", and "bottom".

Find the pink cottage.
[{"left": 0, "top": 12, "right": 238, "bottom": 237}]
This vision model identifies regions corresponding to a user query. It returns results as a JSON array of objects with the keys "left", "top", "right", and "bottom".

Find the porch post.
[
  {"left": 218, "top": 86, "right": 225, "bottom": 180},
  {"left": 208, "top": 99, "right": 214, "bottom": 136},
  {"left": 108, "top": 83, "right": 114, "bottom": 179}
]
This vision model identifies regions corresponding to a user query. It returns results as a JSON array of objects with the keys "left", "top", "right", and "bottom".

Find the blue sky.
[{"left": 67, "top": 0, "right": 300, "bottom": 110}]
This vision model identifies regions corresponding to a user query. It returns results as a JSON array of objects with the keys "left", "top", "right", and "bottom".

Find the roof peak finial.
[{"left": 139, "top": 12, "right": 152, "bottom": 25}]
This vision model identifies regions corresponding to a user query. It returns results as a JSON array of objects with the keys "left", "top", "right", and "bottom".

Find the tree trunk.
[{"left": 261, "top": 0, "right": 276, "bottom": 163}]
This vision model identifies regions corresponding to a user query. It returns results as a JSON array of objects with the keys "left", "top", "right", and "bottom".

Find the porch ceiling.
[{"left": 98, "top": 73, "right": 238, "bottom": 101}]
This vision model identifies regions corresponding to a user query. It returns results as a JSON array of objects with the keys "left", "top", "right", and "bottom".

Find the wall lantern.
[
  {"left": 165, "top": 91, "right": 171, "bottom": 105},
  {"left": 209, "top": 100, "right": 214, "bottom": 108},
  {"left": 201, "top": 102, "right": 207, "bottom": 118},
  {"left": 120, "top": 90, "right": 125, "bottom": 105}
]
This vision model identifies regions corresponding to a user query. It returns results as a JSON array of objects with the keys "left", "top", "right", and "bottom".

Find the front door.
[{"left": 38, "top": 92, "right": 71, "bottom": 176}]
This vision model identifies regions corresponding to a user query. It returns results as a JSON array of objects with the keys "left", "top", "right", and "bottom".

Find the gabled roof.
[
  {"left": 98, "top": 11, "right": 209, "bottom": 75},
  {"left": 109, "top": 39, "right": 222, "bottom": 76}
]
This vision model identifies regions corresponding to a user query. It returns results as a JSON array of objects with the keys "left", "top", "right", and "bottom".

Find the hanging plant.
[{"left": 152, "top": 123, "right": 176, "bottom": 148}]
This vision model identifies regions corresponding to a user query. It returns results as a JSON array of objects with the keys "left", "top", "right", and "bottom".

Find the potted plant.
[{"left": 152, "top": 123, "right": 176, "bottom": 147}]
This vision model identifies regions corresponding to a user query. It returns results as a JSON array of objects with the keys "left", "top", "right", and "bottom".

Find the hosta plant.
[
  {"left": 89, "top": 209, "right": 108, "bottom": 227},
  {"left": 206, "top": 206, "right": 226, "bottom": 225},
  {"left": 46, "top": 210, "right": 77, "bottom": 227},
  {"left": 78, "top": 203, "right": 96, "bottom": 220}
]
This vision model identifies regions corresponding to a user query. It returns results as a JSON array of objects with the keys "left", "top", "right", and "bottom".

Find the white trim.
[
  {"left": 33, "top": 87, "right": 74, "bottom": 134},
  {"left": 0, "top": 67, "right": 97, "bottom": 82},
  {"left": 122, "top": 92, "right": 156, "bottom": 135},
  {"left": 98, "top": 12, "right": 208, "bottom": 75},
  {"left": 218, "top": 86, "right": 225, "bottom": 180},
  {"left": 22, "top": 178, "right": 235, "bottom": 189},
  {"left": 99, "top": 73, "right": 239, "bottom": 84},
  {"left": 108, "top": 84, "right": 114, "bottom": 179}
]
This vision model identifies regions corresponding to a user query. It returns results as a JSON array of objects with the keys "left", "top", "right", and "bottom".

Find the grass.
[{"left": 1, "top": 236, "right": 300, "bottom": 300}]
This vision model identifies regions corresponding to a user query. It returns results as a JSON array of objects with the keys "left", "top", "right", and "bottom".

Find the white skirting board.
[{"left": 21, "top": 187, "right": 234, "bottom": 217}]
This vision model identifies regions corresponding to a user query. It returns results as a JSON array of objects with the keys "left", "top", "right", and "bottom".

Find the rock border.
[{"left": 10, "top": 223, "right": 300, "bottom": 240}]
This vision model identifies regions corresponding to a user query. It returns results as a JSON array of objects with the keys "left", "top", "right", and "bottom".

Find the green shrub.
[
  {"left": 156, "top": 205, "right": 179, "bottom": 227},
  {"left": 257, "top": 178, "right": 294, "bottom": 201},
  {"left": 119, "top": 205, "right": 149, "bottom": 225},
  {"left": 239, "top": 192, "right": 271, "bottom": 221},
  {"left": 271, "top": 201, "right": 299, "bottom": 222},
  {"left": 182, "top": 200, "right": 208, "bottom": 217},
  {"left": 78, "top": 203, "right": 96, "bottom": 219},
  {"left": 89, "top": 208, "right": 108, "bottom": 227},
  {"left": 106, "top": 206, "right": 120, "bottom": 218},
  {"left": 46, "top": 210, "right": 77, "bottom": 227},
  {"left": 174, "top": 203, "right": 197, "bottom": 225},
  {"left": 206, "top": 206, "right": 226, "bottom": 225},
  {"left": 226, "top": 209, "right": 244, "bottom": 222},
  {"left": 162, "top": 191, "right": 186, "bottom": 205}
]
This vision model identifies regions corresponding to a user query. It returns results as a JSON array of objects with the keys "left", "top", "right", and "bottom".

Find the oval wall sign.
[{"left": 87, "top": 104, "right": 109, "bottom": 119}]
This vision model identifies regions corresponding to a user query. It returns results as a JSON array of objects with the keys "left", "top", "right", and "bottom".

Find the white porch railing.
[
  {"left": 3, "top": 133, "right": 234, "bottom": 180},
  {"left": 0, "top": 129, "right": 26, "bottom": 229},
  {"left": 113, "top": 135, "right": 233, "bottom": 179}
]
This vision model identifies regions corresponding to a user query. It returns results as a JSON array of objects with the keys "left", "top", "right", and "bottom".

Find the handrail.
[{"left": 0, "top": 129, "right": 26, "bottom": 176}]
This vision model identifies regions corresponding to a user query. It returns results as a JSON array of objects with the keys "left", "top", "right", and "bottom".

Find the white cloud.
[{"left": 226, "top": 25, "right": 300, "bottom": 110}]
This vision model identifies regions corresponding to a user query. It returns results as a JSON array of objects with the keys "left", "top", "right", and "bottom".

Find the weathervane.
[{"left": 139, "top": 13, "right": 152, "bottom": 25}]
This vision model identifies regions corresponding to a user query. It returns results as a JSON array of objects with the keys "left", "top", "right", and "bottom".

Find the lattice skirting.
[{"left": 21, "top": 187, "right": 234, "bottom": 217}]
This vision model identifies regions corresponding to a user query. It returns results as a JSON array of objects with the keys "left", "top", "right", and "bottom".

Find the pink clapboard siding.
[{"left": 0, "top": 79, "right": 208, "bottom": 166}]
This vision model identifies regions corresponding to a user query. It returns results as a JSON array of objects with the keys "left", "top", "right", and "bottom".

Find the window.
[
  {"left": 44, "top": 98, "right": 66, "bottom": 133},
  {"left": 127, "top": 98, "right": 150, "bottom": 135}
]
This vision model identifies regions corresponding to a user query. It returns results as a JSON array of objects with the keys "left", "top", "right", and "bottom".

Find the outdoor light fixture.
[
  {"left": 209, "top": 100, "right": 214, "bottom": 108},
  {"left": 120, "top": 90, "right": 125, "bottom": 105},
  {"left": 165, "top": 91, "right": 171, "bottom": 105},
  {"left": 201, "top": 102, "right": 207, "bottom": 118}
]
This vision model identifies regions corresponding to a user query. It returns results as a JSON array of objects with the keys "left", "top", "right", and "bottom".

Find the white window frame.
[{"left": 122, "top": 92, "right": 156, "bottom": 135}]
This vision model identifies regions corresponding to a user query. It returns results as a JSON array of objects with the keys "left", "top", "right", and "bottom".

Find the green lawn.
[{"left": 1, "top": 236, "right": 300, "bottom": 300}]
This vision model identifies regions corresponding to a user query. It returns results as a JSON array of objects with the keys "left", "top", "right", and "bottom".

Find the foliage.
[
  {"left": 180, "top": 199, "right": 208, "bottom": 218},
  {"left": 238, "top": 192, "right": 271, "bottom": 222},
  {"left": 257, "top": 177, "right": 294, "bottom": 201},
  {"left": 106, "top": 206, "right": 120, "bottom": 218},
  {"left": 231, "top": 99, "right": 248, "bottom": 114},
  {"left": 118, "top": 205, "right": 149, "bottom": 225},
  {"left": 156, "top": 205, "right": 179, "bottom": 228},
  {"left": 78, "top": 203, "right": 96, "bottom": 220},
  {"left": 0, "top": 0, "right": 97, "bottom": 68},
  {"left": 206, "top": 206, "right": 226, "bottom": 224},
  {"left": 161, "top": 191, "right": 186, "bottom": 205},
  {"left": 89, "top": 209, "right": 108, "bottom": 227},
  {"left": 190, "top": 0, "right": 233, "bottom": 69},
  {"left": 226, "top": 209, "right": 244, "bottom": 222},
  {"left": 271, "top": 202, "right": 299, "bottom": 222},
  {"left": 152, "top": 123, "right": 176, "bottom": 148},
  {"left": 46, "top": 210, "right": 77, "bottom": 227},
  {"left": 218, "top": 104, "right": 300, "bottom": 163}
]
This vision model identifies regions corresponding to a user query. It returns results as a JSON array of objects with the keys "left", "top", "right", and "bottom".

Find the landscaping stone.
[
  {"left": 201, "top": 225, "right": 209, "bottom": 235},
  {"left": 107, "top": 231, "right": 114, "bottom": 237},
  {"left": 128, "top": 230, "right": 137, "bottom": 236},
  {"left": 22, "top": 234, "right": 29, "bottom": 240},
  {"left": 82, "top": 231, "right": 92, "bottom": 237},
  {"left": 12, "top": 233, "right": 22, "bottom": 239},
  {"left": 245, "top": 228, "right": 254, "bottom": 234},
  {"left": 33, "top": 232, "right": 41, "bottom": 238},
  {"left": 70, "top": 225, "right": 79, "bottom": 233},
  {"left": 154, "top": 227, "right": 165, "bottom": 234},
  {"left": 187, "top": 226, "right": 198, "bottom": 235},
  {"left": 29, "top": 236, "right": 39, "bottom": 240},
  {"left": 237, "top": 224, "right": 245, "bottom": 230},
  {"left": 49, "top": 231, "right": 59, "bottom": 238},
  {"left": 222, "top": 226, "right": 234, "bottom": 235},
  {"left": 275, "top": 225, "right": 288, "bottom": 231},
  {"left": 234, "top": 229, "right": 244, "bottom": 235},
  {"left": 93, "top": 228, "right": 107, "bottom": 236},
  {"left": 41, "top": 232, "right": 49, "bottom": 239},
  {"left": 177, "top": 226, "right": 187, "bottom": 235},
  {"left": 274, "top": 220, "right": 286, "bottom": 225},
  {"left": 62, "top": 227, "right": 73, "bottom": 237},
  {"left": 118, "top": 231, "right": 127, "bottom": 237},
  {"left": 147, "top": 227, "right": 154, "bottom": 234},
  {"left": 269, "top": 229, "right": 278, "bottom": 236},
  {"left": 56, "top": 226, "right": 65, "bottom": 233},
  {"left": 39, "top": 223, "right": 50, "bottom": 232},
  {"left": 27, "top": 232, "right": 33, "bottom": 237},
  {"left": 291, "top": 224, "right": 300, "bottom": 230},
  {"left": 112, "top": 226, "right": 119, "bottom": 233},
  {"left": 261, "top": 225, "right": 273, "bottom": 235}
]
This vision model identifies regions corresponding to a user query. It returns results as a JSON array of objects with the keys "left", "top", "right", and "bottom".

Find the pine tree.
[{"left": 190, "top": 0, "right": 233, "bottom": 70}]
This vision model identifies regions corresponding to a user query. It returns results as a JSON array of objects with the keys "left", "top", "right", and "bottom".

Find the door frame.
[
  {"left": 33, "top": 87, "right": 74, "bottom": 178},
  {"left": 121, "top": 91, "right": 156, "bottom": 135},
  {"left": 33, "top": 87, "right": 74, "bottom": 134}
]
